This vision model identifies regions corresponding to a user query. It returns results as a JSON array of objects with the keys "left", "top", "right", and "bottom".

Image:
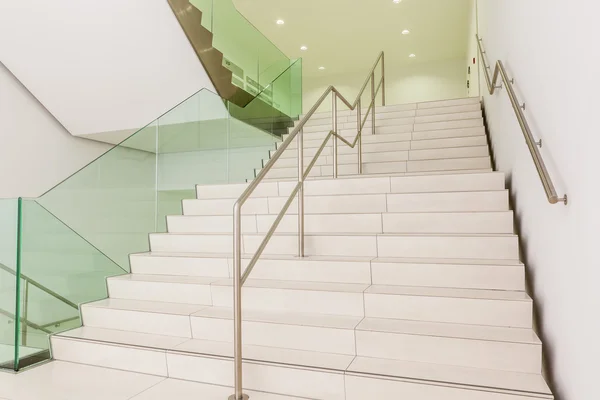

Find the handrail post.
[
  {"left": 357, "top": 99, "right": 363, "bottom": 174},
  {"left": 332, "top": 92, "right": 338, "bottom": 178},
  {"left": 230, "top": 204, "right": 247, "bottom": 400},
  {"left": 381, "top": 52, "right": 386, "bottom": 106},
  {"left": 297, "top": 128, "right": 305, "bottom": 257},
  {"left": 371, "top": 74, "right": 376, "bottom": 135}
]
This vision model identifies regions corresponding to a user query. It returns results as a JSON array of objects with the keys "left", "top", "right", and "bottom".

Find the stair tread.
[
  {"left": 212, "top": 278, "right": 370, "bottom": 293},
  {"left": 265, "top": 156, "right": 492, "bottom": 170},
  {"left": 348, "top": 356, "right": 552, "bottom": 396},
  {"left": 56, "top": 327, "right": 550, "bottom": 396},
  {"left": 366, "top": 285, "right": 531, "bottom": 301},
  {"left": 84, "top": 298, "right": 206, "bottom": 316},
  {"left": 109, "top": 274, "right": 220, "bottom": 285}
]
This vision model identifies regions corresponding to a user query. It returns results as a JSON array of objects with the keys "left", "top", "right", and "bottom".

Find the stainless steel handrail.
[
  {"left": 476, "top": 36, "right": 567, "bottom": 205},
  {"left": 229, "top": 51, "right": 385, "bottom": 400}
]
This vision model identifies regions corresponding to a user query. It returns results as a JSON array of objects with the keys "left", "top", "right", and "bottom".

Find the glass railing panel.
[
  {"left": 11, "top": 199, "right": 126, "bottom": 370},
  {"left": 37, "top": 122, "right": 159, "bottom": 270},
  {"left": 0, "top": 199, "right": 18, "bottom": 370}
]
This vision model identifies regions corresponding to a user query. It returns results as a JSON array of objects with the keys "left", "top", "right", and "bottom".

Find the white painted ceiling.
[{"left": 233, "top": 0, "right": 471, "bottom": 77}]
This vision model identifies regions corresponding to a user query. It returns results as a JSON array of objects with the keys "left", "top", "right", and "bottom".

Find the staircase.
[{"left": 50, "top": 97, "right": 554, "bottom": 399}]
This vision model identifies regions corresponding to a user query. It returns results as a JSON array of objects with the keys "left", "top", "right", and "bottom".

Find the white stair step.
[
  {"left": 371, "top": 257, "right": 525, "bottom": 290},
  {"left": 191, "top": 307, "right": 361, "bottom": 355},
  {"left": 408, "top": 146, "right": 488, "bottom": 160},
  {"left": 416, "top": 102, "right": 481, "bottom": 116},
  {"left": 264, "top": 157, "right": 491, "bottom": 178},
  {"left": 414, "top": 110, "right": 482, "bottom": 124},
  {"left": 412, "top": 126, "right": 485, "bottom": 140},
  {"left": 184, "top": 190, "right": 510, "bottom": 217},
  {"left": 150, "top": 232, "right": 518, "bottom": 259},
  {"left": 81, "top": 298, "right": 205, "bottom": 337},
  {"left": 409, "top": 135, "right": 487, "bottom": 149},
  {"left": 417, "top": 97, "right": 481, "bottom": 109},
  {"left": 52, "top": 327, "right": 550, "bottom": 399},
  {"left": 52, "top": 330, "right": 352, "bottom": 399},
  {"left": 196, "top": 181, "right": 279, "bottom": 199},
  {"left": 346, "top": 358, "right": 552, "bottom": 399},
  {"left": 106, "top": 274, "right": 219, "bottom": 305},
  {"left": 355, "top": 317, "right": 541, "bottom": 373},
  {"left": 365, "top": 285, "right": 531, "bottom": 327}
]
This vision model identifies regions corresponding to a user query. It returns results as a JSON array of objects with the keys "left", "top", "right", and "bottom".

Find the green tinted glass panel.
[
  {"left": 0, "top": 199, "right": 17, "bottom": 370},
  {"left": 13, "top": 200, "right": 125, "bottom": 369},
  {"left": 38, "top": 122, "right": 159, "bottom": 270}
]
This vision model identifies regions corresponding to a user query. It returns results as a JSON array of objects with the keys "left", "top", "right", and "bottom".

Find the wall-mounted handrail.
[
  {"left": 476, "top": 35, "right": 567, "bottom": 205},
  {"left": 229, "top": 51, "right": 385, "bottom": 400}
]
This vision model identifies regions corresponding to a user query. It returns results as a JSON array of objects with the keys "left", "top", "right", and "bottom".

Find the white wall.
[
  {"left": 478, "top": 1, "right": 600, "bottom": 399},
  {"left": 0, "top": 62, "right": 110, "bottom": 198},
  {"left": 0, "top": 0, "right": 214, "bottom": 137},
  {"left": 303, "top": 58, "right": 467, "bottom": 113},
  {"left": 466, "top": 0, "right": 480, "bottom": 97}
]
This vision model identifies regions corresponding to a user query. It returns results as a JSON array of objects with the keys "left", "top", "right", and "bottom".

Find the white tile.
[
  {"left": 345, "top": 373, "right": 545, "bottom": 400},
  {"left": 150, "top": 233, "right": 232, "bottom": 253},
  {"left": 361, "top": 161, "right": 408, "bottom": 175},
  {"left": 338, "top": 150, "right": 409, "bottom": 164},
  {"left": 268, "top": 194, "right": 387, "bottom": 214},
  {"left": 415, "top": 103, "right": 481, "bottom": 116},
  {"left": 354, "top": 329, "right": 541, "bottom": 372},
  {"left": 130, "top": 378, "right": 305, "bottom": 400},
  {"left": 210, "top": 284, "right": 365, "bottom": 316},
  {"left": 407, "top": 157, "right": 491, "bottom": 172},
  {"left": 196, "top": 182, "right": 279, "bottom": 199},
  {"left": 410, "top": 135, "right": 487, "bottom": 150},
  {"left": 107, "top": 275, "right": 214, "bottom": 305},
  {"left": 0, "top": 361, "right": 163, "bottom": 400},
  {"left": 417, "top": 97, "right": 480, "bottom": 109},
  {"left": 386, "top": 191, "right": 509, "bottom": 212},
  {"left": 376, "top": 234, "right": 520, "bottom": 260},
  {"left": 371, "top": 259, "right": 525, "bottom": 290},
  {"left": 58, "top": 326, "right": 189, "bottom": 349},
  {"left": 167, "top": 215, "right": 257, "bottom": 233},
  {"left": 51, "top": 336, "right": 168, "bottom": 376},
  {"left": 130, "top": 253, "right": 229, "bottom": 277},
  {"left": 244, "top": 233, "right": 378, "bottom": 257},
  {"left": 191, "top": 315, "right": 356, "bottom": 355},
  {"left": 364, "top": 288, "right": 532, "bottom": 327},
  {"left": 414, "top": 119, "right": 483, "bottom": 132},
  {"left": 382, "top": 212, "right": 514, "bottom": 234},
  {"left": 257, "top": 213, "right": 383, "bottom": 234},
  {"left": 346, "top": 357, "right": 552, "bottom": 397},
  {"left": 166, "top": 351, "right": 346, "bottom": 399},
  {"left": 412, "top": 126, "right": 485, "bottom": 140},
  {"left": 287, "top": 176, "right": 390, "bottom": 196},
  {"left": 409, "top": 146, "right": 489, "bottom": 161},
  {"left": 390, "top": 172, "right": 505, "bottom": 193},
  {"left": 82, "top": 302, "right": 197, "bottom": 337},
  {"left": 182, "top": 197, "right": 269, "bottom": 216},
  {"left": 414, "top": 110, "right": 482, "bottom": 124},
  {"left": 241, "top": 256, "right": 372, "bottom": 284}
]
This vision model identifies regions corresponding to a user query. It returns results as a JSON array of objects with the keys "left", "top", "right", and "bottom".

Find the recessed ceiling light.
[
  {"left": 402, "top": 29, "right": 410, "bottom": 35},
  {"left": 318, "top": 66, "right": 326, "bottom": 70},
  {"left": 409, "top": 54, "right": 416, "bottom": 58},
  {"left": 393, "top": 0, "right": 401, "bottom": 3},
  {"left": 300, "top": 46, "right": 308, "bottom": 51},
  {"left": 276, "top": 19, "right": 285, "bottom": 25}
]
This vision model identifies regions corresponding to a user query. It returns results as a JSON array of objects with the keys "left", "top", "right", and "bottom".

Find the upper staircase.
[{"left": 49, "top": 97, "right": 553, "bottom": 399}]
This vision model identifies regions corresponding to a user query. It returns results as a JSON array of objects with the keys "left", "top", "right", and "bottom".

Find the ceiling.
[{"left": 233, "top": 0, "right": 472, "bottom": 78}]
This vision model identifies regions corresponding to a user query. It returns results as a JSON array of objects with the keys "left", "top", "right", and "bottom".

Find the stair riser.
[
  {"left": 371, "top": 262, "right": 525, "bottom": 291},
  {"left": 365, "top": 293, "right": 532, "bottom": 327},
  {"left": 356, "top": 330, "right": 541, "bottom": 373},
  {"left": 150, "top": 233, "right": 519, "bottom": 259},
  {"left": 51, "top": 337, "right": 346, "bottom": 400},
  {"left": 107, "top": 278, "right": 213, "bottom": 305},
  {"left": 261, "top": 157, "right": 492, "bottom": 178},
  {"left": 130, "top": 254, "right": 230, "bottom": 278},
  {"left": 301, "top": 116, "right": 483, "bottom": 134},
  {"left": 272, "top": 146, "right": 489, "bottom": 167},
  {"left": 191, "top": 317, "right": 356, "bottom": 355},
  {"left": 184, "top": 191, "right": 509, "bottom": 217},
  {"left": 345, "top": 374, "right": 546, "bottom": 400},
  {"left": 211, "top": 285, "right": 365, "bottom": 317}
]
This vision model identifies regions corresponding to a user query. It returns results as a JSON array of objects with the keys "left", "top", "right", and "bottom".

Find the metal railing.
[
  {"left": 228, "top": 51, "right": 385, "bottom": 400},
  {"left": 476, "top": 36, "right": 567, "bottom": 205}
]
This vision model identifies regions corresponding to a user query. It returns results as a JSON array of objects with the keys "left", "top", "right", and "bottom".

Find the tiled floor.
[{"left": 0, "top": 361, "right": 308, "bottom": 400}]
